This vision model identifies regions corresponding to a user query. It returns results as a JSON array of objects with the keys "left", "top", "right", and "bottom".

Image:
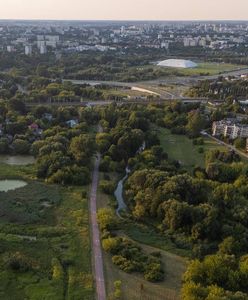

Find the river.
[{"left": 114, "top": 142, "right": 146, "bottom": 217}]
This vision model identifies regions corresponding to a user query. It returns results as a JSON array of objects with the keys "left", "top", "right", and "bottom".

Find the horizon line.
[{"left": 0, "top": 18, "right": 248, "bottom": 22}]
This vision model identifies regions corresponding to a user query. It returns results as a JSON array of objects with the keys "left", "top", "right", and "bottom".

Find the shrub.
[
  {"left": 102, "top": 237, "right": 120, "bottom": 254},
  {"left": 97, "top": 208, "right": 117, "bottom": 231},
  {"left": 112, "top": 255, "right": 136, "bottom": 273},
  {"left": 99, "top": 180, "right": 115, "bottom": 195},
  {"left": 144, "top": 263, "right": 164, "bottom": 282},
  {"left": 4, "top": 252, "right": 32, "bottom": 272}
]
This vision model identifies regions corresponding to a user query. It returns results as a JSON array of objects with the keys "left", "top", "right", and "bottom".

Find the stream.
[{"left": 114, "top": 142, "right": 146, "bottom": 217}]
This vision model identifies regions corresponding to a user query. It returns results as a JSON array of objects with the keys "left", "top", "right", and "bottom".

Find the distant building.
[
  {"left": 40, "top": 45, "right": 47, "bottom": 54},
  {"left": 66, "top": 119, "right": 79, "bottom": 128},
  {"left": 161, "top": 41, "right": 169, "bottom": 49},
  {"left": 25, "top": 45, "right": 32, "bottom": 55},
  {"left": 157, "top": 59, "right": 197, "bottom": 69},
  {"left": 37, "top": 35, "right": 45, "bottom": 41},
  {"left": 37, "top": 40, "right": 46, "bottom": 48},
  {"left": 7, "top": 45, "right": 14, "bottom": 53},
  {"left": 45, "top": 35, "right": 59, "bottom": 42}
]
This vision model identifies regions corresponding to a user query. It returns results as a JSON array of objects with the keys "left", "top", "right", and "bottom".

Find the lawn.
[
  {"left": 103, "top": 241, "right": 186, "bottom": 300},
  {"left": 172, "top": 62, "right": 246, "bottom": 76},
  {"left": 123, "top": 222, "right": 191, "bottom": 257},
  {"left": 158, "top": 127, "right": 226, "bottom": 172},
  {"left": 0, "top": 162, "right": 36, "bottom": 180},
  {"left": 0, "top": 163, "right": 93, "bottom": 300}
]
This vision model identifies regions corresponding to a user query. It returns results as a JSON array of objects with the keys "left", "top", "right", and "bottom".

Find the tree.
[
  {"left": 12, "top": 139, "right": 30, "bottom": 154},
  {"left": 99, "top": 180, "right": 115, "bottom": 195},
  {"left": 234, "top": 138, "right": 246, "bottom": 150},
  {"left": 70, "top": 134, "right": 95, "bottom": 162},
  {"left": 186, "top": 110, "right": 205, "bottom": 138},
  {"left": 0, "top": 138, "right": 9, "bottom": 154},
  {"left": 97, "top": 208, "right": 117, "bottom": 231}
]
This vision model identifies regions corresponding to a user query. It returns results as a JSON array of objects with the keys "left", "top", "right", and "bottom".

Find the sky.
[{"left": 0, "top": 0, "right": 248, "bottom": 20}]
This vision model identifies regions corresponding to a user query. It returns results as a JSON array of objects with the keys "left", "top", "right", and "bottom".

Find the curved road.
[{"left": 90, "top": 153, "right": 106, "bottom": 300}]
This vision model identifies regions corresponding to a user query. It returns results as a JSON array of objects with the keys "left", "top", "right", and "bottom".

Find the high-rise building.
[
  {"left": 7, "top": 45, "right": 14, "bottom": 53},
  {"left": 40, "top": 45, "right": 47, "bottom": 54},
  {"left": 25, "top": 45, "right": 32, "bottom": 55}
]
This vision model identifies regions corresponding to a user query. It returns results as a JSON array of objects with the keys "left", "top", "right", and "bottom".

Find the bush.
[
  {"left": 102, "top": 237, "right": 120, "bottom": 253},
  {"left": 112, "top": 255, "right": 136, "bottom": 273},
  {"left": 144, "top": 263, "right": 164, "bottom": 282},
  {"left": 99, "top": 180, "right": 115, "bottom": 195},
  {"left": 97, "top": 208, "right": 117, "bottom": 231},
  {"left": 4, "top": 252, "right": 32, "bottom": 272}
]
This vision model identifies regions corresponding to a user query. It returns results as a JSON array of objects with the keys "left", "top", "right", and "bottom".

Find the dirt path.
[{"left": 90, "top": 153, "right": 106, "bottom": 300}]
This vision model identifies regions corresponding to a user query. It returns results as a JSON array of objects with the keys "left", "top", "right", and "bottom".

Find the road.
[
  {"left": 64, "top": 67, "right": 248, "bottom": 88},
  {"left": 63, "top": 78, "right": 178, "bottom": 99},
  {"left": 25, "top": 97, "right": 208, "bottom": 109},
  {"left": 201, "top": 131, "right": 248, "bottom": 160},
  {"left": 89, "top": 153, "right": 106, "bottom": 300}
]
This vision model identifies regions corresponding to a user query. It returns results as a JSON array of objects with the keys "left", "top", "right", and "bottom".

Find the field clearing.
[
  {"left": 0, "top": 163, "right": 93, "bottom": 300},
  {"left": 155, "top": 62, "right": 247, "bottom": 76},
  {"left": 158, "top": 128, "right": 226, "bottom": 171},
  {"left": 124, "top": 222, "right": 191, "bottom": 257},
  {"left": 103, "top": 241, "right": 186, "bottom": 300},
  {"left": 0, "top": 162, "right": 35, "bottom": 180},
  {"left": 97, "top": 173, "right": 186, "bottom": 300}
]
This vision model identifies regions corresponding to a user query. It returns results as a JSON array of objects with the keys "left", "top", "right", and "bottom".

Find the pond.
[
  {"left": 0, "top": 180, "right": 27, "bottom": 192},
  {"left": 0, "top": 155, "right": 35, "bottom": 165}
]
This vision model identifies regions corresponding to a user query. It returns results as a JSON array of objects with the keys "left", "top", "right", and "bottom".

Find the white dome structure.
[{"left": 157, "top": 59, "right": 198, "bottom": 69}]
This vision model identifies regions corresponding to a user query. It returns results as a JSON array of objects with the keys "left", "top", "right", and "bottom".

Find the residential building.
[
  {"left": 24, "top": 45, "right": 32, "bottom": 55},
  {"left": 212, "top": 119, "right": 248, "bottom": 139}
]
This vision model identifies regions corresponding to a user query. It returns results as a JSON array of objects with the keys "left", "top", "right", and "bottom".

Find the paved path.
[{"left": 90, "top": 153, "right": 106, "bottom": 300}]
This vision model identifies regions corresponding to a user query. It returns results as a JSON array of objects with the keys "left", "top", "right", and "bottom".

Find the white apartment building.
[{"left": 212, "top": 119, "right": 248, "bottom": 139}]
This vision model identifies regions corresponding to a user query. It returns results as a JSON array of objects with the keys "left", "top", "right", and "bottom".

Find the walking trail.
[{"left": 90, "top": 153, "right": 106, "bottom": 300}]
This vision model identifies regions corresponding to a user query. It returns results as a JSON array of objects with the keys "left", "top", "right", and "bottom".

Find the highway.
[{"left": 64, "top": 67, "right": 248, "bottom": 87}]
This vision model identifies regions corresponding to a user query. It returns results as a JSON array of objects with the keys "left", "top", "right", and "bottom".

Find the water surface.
[{"left": 0, "top": 180, "right": 27, "bottom": 192}]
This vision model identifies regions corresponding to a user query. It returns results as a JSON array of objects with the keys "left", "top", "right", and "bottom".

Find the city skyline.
[{"left": 0, "top": 0, "right": 248, "bottom": 21}]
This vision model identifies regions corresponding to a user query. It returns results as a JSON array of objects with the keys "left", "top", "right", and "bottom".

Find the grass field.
[
  {"left": 124, "top": 222, "right": 191, "bottom": 258},
  {"left": 154, "top": 62, "right": 247, "bottom": 77},
  {"left": 0, "top": 162, "right": 36, "bottom": 180},
  {"left": 97, "top": 172, "right": 186, "bottom": 300},
  {"left": 158, "top": 128, "right": 226, "bottom": 171},
  {"left": 103, "top": 241, "right": 186, "bottom": 300},
  {"left": 0, "top": 163, "right": 93, "bottom": 300}
]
